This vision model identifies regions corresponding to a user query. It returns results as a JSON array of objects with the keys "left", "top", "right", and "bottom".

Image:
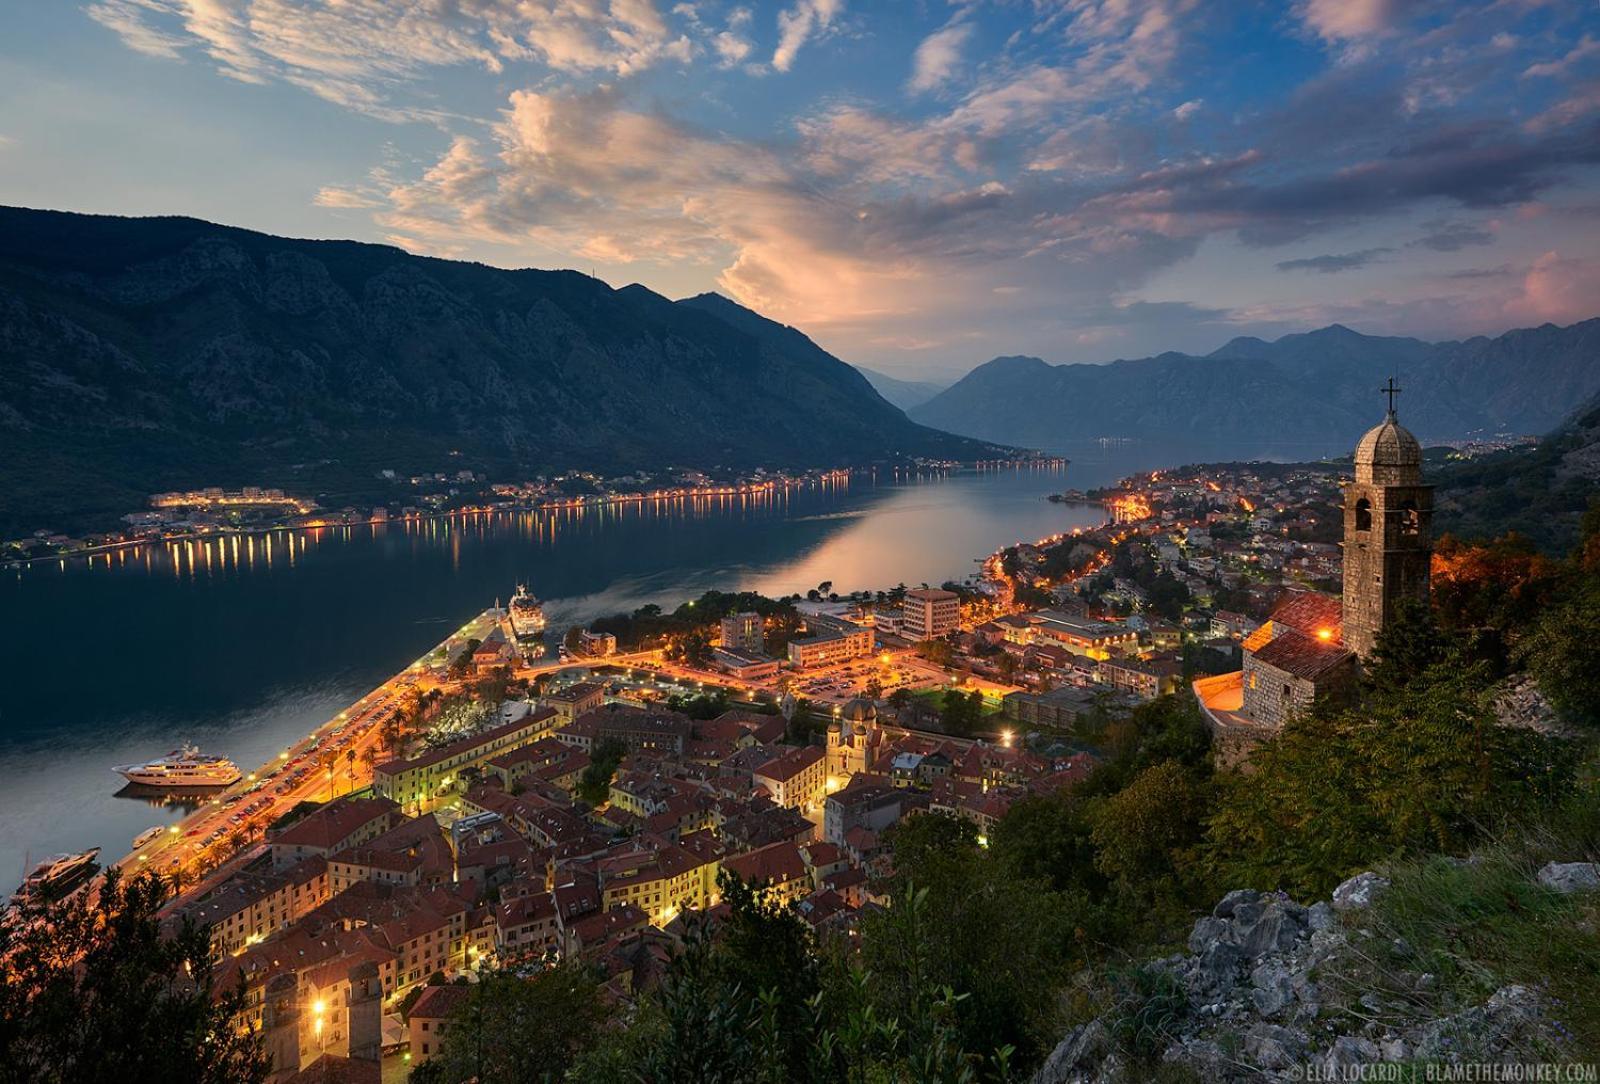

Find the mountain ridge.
[
  {"left": 853, "top": 366, "right": 949, "bottom": 411},
  {"left": 0, "top": 206, "right": 1005, "bottom": 534},
  {"left": 912, "top": 318, "right": 1600, "bottom": 450}
]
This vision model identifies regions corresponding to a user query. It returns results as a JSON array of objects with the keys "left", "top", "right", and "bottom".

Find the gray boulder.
[
  {"left": 1213, "top": 888, "right": 1261, "bottom": 918},
  {"left": 1249, "top": 961, "right": 1295, "bottom": 1017},
  {"left": 1536, "top": 861, "right": 1600, "bottom": 894},
  {"left": 1244, "top": 1023, "right": 1307, "bottom": 1071},
  {"left": 1321, "top": 1036, "right": 1380, "bottom": 1076},
  {"left": 1034, "top": 1020, "right": 1111, "bottom": 1084},
  {"left": 1331, "top": 871, "right": 1390, "bottom": 911}
]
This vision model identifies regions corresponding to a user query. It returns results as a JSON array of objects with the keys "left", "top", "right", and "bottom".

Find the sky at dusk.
[{"left": 2, "top": 1, "right": 1598, "bottom": 380}]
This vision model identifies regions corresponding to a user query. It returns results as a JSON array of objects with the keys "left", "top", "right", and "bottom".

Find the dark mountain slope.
[
  {"left": 0, "top": 207, "right": 1002, "bottom": 534},
  {"left": 1434, "top": 390, "right": 1600, "bottom": 552}
]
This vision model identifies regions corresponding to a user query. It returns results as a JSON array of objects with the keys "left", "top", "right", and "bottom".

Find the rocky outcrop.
[
  {"left": 1536, "top": 862, "right": 1600, "bottom": 894},
  {"left": 1493, "top": 675, "right": 1575, "bottom": 737},
  {"left": 1035, "top": 871, "right": 1582, "bottom": 1083}
]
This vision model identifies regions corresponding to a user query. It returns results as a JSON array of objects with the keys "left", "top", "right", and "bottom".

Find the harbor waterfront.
[{"left": 3, "top": 459, "right": 1129, "bottom": 883}]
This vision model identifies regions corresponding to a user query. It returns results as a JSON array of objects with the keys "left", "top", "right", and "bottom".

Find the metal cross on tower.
[{"left": 1381, "top": 376, "right": 1402, "bottom": 416}]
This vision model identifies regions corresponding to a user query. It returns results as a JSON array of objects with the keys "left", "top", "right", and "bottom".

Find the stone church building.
[{"left": 1194, "top": 390, "right": 1433, "bottom": 762}]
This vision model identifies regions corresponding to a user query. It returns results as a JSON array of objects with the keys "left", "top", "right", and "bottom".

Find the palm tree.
[
  {"left": 345, "top": 748, "right": 357, "bottom": 795},
  {"left": 316, "top": 749, "right": 338, "bottom": 801}
]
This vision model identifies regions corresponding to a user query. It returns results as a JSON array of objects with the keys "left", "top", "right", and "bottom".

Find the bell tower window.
[
  {"left": 1354, "top": 498, "right": 1372, "bottom": 532},
  {"left": 1398, "top": 500, "right": 1420, "bottom": 539}
]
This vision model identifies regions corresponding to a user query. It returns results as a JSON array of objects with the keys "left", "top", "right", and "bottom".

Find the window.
[
  {"left": 1354, "top": 498, "right": 1372, "bottom": 531},
  {"left": 1399, "top": 500, "right": 1420, "bottom": 539}
]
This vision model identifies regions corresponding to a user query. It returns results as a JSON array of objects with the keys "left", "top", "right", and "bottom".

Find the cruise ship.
[
  {"left": 13, "top": 849, "right": 100, "bottom": 905},
  {"left": 113, "top": 745, "right": 241, "bottom": 789},
  {"left": 509, "top": 584, "right": 548, "bottom": 645}
]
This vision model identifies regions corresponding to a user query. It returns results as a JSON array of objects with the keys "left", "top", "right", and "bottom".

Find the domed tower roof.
[
  {"left": 840, "top": 697, "right": 877, "bottom": 724},
  {"left": 1353, "top": 412, "right": 1422, "bottom": 485}
]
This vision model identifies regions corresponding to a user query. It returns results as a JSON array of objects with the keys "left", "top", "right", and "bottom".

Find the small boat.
[
  {"left": 132, "top": 826, "right": 165, "bottom": 849},
  {"left": 112, "top": 744, "right": 241, "bottom": 789},
  {"left": 14, "top": 849, "right": 100, "bottom": 905}
]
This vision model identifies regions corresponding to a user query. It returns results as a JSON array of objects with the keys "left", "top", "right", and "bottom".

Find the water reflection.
[{"left": 0, "top": 456, "right": 1180, "bottom": 876}]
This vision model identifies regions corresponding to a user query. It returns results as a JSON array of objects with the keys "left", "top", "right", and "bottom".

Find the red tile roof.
[
  {"left": 409, "top": 984, "right": 473, "bottom": 1021},
  {"left": 1252, "top": 629, "right": 1353, "bottom": 681},
  {"left": 270, "top": 797, "right": 398, "bottom": 851},
  {"left": 1268, "top": 592, "right": 1343, "bottom": 643},
  {"left": 722, "top": 841, "right": 809, "bottom": 887}
]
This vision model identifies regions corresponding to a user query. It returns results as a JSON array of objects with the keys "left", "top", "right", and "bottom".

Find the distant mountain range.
[
  {"left": 0, "top": 207, "right": 1004, "bottom": 535},
  {"left": 855, "top": 366, "right": 949, "bottom": 411},
  {"left": 910, "top": 320, "right": 1600, "bottom": 450}
]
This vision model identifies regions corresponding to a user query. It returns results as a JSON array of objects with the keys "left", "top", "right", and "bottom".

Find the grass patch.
[
  {"left": 1361, "top": 794, "right": 1600, "bottom": 1060},
  {"left": 909, "top": 688, "right": 1005, "bottom": 716}
]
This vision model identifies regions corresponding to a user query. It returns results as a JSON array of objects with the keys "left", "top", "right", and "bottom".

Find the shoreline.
[{"left": 5, "top": 458, "right": 1066, "bottom": 573}]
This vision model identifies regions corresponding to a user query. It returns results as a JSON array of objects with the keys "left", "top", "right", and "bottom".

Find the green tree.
[
  {"left": 1205, "top": 655, "right": 1572, "bottom": 898},
  {"left": 576, "top": 737, "right": 628, "bottom": 805},
  {"left": 410, "top": 966, "right": 606, "bottom": 1084},
  {"left": 0, "top": 869, "right": 269, "bottom": 1084},
  {"left": 940, "top": 688, "right": 980, "bottom": 736},
  {"left": 1365, "top": 596, "right": 1450, "bottom": 698},
  {"left": 866, "top": 814, "right": 1073, "bottom": 1067},
  {"left": 1090, "top": 760, "right": 1208, "bottom": 898},
  {"left": 1519, "top": 575, "right": 1600, "bottom": 726}
]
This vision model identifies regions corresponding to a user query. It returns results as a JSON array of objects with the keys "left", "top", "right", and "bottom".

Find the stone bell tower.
[{"left": 1341, "top": 379, "right": 1433, "bottom": 658}]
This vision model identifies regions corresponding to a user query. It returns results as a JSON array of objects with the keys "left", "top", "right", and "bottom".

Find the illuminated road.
[{"left": 111, "top": 610, "right": 505, "bottom": 888}]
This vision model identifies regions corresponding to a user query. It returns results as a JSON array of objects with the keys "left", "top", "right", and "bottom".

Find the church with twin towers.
[{"left": 1193, "top": 380, "right": 1434, "bottom": 762}]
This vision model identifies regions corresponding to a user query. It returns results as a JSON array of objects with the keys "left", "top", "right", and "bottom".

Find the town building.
[
  {"left": 786, "top": 618, "right": 873, "bottom": 669},
  {"left": 267, "top": 797, "right": 401, "bottom": 871},
  {"left": 540, "top": 681, "right": 606, "bottom": 725},
  {"left": 899, "top": 588, "right": 961, "bottom": 641},
  {"left": 712, "top": 646, "right": 779, "bottom": 682},
  {"left": 407, "top": 985, "right": 472, "bottom": 1065},
  {"left": 719, "top": 611, "right": 765, "bottom": 653},
  {"left": 372, "top": 709, "right": 557, "bottom": 812},
  {"left": 579, "top": 630, "right": 618, "bottom": 657},
  {"left": 999, "top": 610, "right": 1138, "bottom": 659}
]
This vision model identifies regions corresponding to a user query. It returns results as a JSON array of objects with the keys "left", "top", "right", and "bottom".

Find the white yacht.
[
  {"left": 113, "top": 745, "right": 241, "bottom": 788},
  {"left": 14, "top": 849, "right": 100, "bottom": 905}
]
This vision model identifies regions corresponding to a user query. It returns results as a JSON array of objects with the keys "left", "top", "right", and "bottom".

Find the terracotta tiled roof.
[
  {"left": 1267, "top": 592, "right": 1343, "bottom": 643},
  {"left": 723, "top": 841, "right": 809, "bottom": 887},
  {"left": 409, "top": 984, "right": 473, "bottom": 1021},
  {"left": 270, "top": 798, "right": 398, "bottom": 850},
  {"left": 1252, "top": 629, "right": 1353, "bottom": 681}
]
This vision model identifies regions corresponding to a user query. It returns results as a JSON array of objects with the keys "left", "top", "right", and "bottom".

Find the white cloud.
[
  {"left": 86, "top": 0, "right": 697, "bottom": 121},
  {"left": 312, "top": 185, "right": 381, "bottom": 209},
  {"left": 908, "top": 22, "right": 973, "bottom": 94},
  {"left": 86, "top": 0, "right": 187, "bottom": 59},
  {"left": 1523, "top": 34, "right": 1599, "bottom": 79},
  {"left": 1173, "top": 98, "right": 1202, "bottom": 121},
  {"left": 773, "top": 0, "right": 842, "bottom": 73},
  {"left": 1297, "top": 0, "right": 1404, "bottom": 43}
]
